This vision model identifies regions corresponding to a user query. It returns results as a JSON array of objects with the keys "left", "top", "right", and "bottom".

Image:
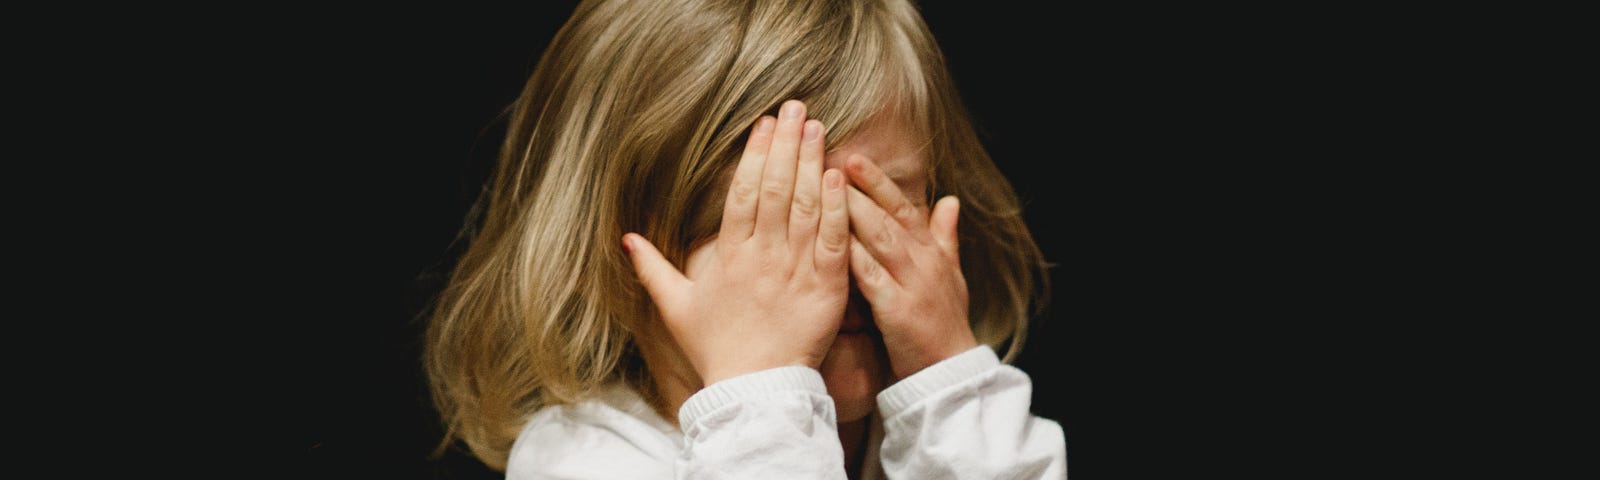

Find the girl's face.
[{"left": 682, "top": 111, "right": 927, "bottom": 422}]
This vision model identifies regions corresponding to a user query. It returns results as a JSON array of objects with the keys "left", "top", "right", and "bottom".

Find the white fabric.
[{"left": 507, "top": 345, "right": 1067, "bottom": 479}]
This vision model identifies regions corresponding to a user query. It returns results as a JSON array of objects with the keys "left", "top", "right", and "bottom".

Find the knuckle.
[
  {"left": 791, "top": 193, "right": 818, "bottom": 217},
  {"left": 874, "top": 220, "right": 895, "bottom": 245},
  {"left": 758, "top": 249, "right": 786, "bottom": 272},
  {"left": 760, "top": 180, "right": 789, "bottom": 201},
  {"left": 859, "top": 256, "right": 882, "bottom": 279},
  {"left": 731, "top": 181, "right": 758, "bottom": 203},
  {"left": 864, "top": 266, "right": 886, "bottom": 286},
  {"left": 894, "top": 204, "right": 921, "bottom": 222},
  {"left": 819, "top": 235, "right": 847, "bottom": 255},
  {"left": 856, "top": 264, "right": 876, "bottom": 284}
]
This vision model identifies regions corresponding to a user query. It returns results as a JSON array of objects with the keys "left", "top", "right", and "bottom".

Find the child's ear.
[{"left": 930, "top": 196, "right": 959, "bottom": 255}]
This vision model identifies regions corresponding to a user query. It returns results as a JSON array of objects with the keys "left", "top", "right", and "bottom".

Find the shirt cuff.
[
  {"left": 678, "top": 366, "right": 829, "bottom": 427},
  {"left": 876, "top": 345, "right": 1000, "bottom": 419}
]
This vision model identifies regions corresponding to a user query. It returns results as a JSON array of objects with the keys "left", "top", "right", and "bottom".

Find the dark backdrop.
[{"left": 20, "top": 0, "right": 1486, "bottom": 477}]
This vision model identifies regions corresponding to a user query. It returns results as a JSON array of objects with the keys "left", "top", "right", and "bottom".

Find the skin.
[{"left": 624, "top": 100, "right": 977, "bottom": 476}]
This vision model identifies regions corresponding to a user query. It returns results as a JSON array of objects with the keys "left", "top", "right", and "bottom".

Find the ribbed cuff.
[
  {"left": 678, "top": 366, "right": 828, "bottom": 427},
  {"left": 876, "top": 345, "right": 1000, "bottom": 419}
]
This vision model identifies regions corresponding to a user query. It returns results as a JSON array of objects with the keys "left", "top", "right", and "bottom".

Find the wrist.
[
  {"left": 700, "top": 356, "right": 817, "bottom": 386},
  {"left": 889, "top": 331, "right": 978, "bottom": 380}
]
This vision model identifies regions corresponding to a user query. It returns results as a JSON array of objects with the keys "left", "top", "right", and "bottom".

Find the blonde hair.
[{"left": 424, "top": 0, "right": 1049, "bottom": 470}]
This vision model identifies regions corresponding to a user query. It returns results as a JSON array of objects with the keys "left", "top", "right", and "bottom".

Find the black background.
[{"left": 59, "top": 1, "right": 1428, "bottom": 478}]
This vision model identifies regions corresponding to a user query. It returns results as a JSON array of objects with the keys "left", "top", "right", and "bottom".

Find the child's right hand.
[{"left": 624, "top": 100, "right": 850, "bottom": 386}]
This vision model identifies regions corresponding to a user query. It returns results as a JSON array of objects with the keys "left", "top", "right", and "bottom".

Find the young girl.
[{"left": 425, "top": 0, "right": 1065, "bottom": 477}]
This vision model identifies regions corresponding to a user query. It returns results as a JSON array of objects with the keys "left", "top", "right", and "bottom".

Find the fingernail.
[
  {"left": 621, "top": 235, "right": 633, "bottom": 253},
  {"left": 803, "top": 121, "right": 821, "bottom": 141},
  {"left": 781, "top": 100, "right": 803, "bottom": 119},
  {"left": 825, "top": 169, "right": 842, "bottom": 190},
  {"left": 755, "top": 116, "right": 774, "bottom": 133}
]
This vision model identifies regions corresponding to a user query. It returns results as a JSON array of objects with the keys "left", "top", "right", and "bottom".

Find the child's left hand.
[{"left": 843, "top": 154, "right": 978, "bottom": 380}]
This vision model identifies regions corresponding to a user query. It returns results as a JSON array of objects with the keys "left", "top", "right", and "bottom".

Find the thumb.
[
  {"left": 623, "top": 233, "right": 690, "bottom": 313},
  {"left": 929, "top": 196, "right": 960, "bottom": 256}
]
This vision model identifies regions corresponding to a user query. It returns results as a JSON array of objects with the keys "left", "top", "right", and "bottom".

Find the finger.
[
  {"left": 623, "top": 233, "right": 691, "bottom": 315},
  {"left": 846, "top": 186, "right": 916, "bottom": 274},
  {"left": 929, "top": 195, "right": 960, "bottom": 257},
  {"left": 815, "top": 168, "right": 848, "bottom": 271},
  {"left": 789, "top": 119, "right": 825, "bottom": 251},
  {"left": 849, "top": 237, "right": 898, "bottom": 300},
  {"left": 756, "top": 100, "right": 806, "bottom": 241},
  {"left": 845, "top": 154, "right": 928, "bottom": 238},
  {"left": 720, "top": 116, "right": 776, "bottom": 244}
]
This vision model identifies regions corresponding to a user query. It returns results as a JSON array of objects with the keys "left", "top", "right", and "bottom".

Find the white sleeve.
[
  {"left": 875, "top": 345, "right": 1068, "bottom": 479},
  {"left": 506, "top": 403, "right": 677, "bottom": 480},
  {"left": 675, "top": 366, "right": 847, "bottom": 479}
]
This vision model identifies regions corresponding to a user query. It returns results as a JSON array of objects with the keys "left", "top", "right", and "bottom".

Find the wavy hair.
[{"left": 424, "top": 0, "right": 1049, "bottom": 470}]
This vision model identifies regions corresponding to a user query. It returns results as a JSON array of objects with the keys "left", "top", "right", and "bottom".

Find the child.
[{"left": 425, "top": 0, "right": 1065, "bottom": 477}]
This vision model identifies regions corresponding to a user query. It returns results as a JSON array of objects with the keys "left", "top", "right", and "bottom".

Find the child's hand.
[
  {"left": 843, "top": 154, "right": 977, "bottom": 380},
  {"left": 624, "top": 100, "right": 850, "bottom": 386}
]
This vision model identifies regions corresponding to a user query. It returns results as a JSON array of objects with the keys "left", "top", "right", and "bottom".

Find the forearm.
[
  {"left": 877, "top": 346, "right": 1068, "bottom": 479},
  {"left": 676, "top": 366, "right": 848, "bottom": 479}
]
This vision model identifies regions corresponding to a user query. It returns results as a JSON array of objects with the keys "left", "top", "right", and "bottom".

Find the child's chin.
[{"left": 820, "top": 332, "right": 888, "bottom": 422}]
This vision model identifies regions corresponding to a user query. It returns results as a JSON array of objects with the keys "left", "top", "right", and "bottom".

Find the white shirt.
[{"left": 507, "top": 345, "right": 1067, "bottom": 479}]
